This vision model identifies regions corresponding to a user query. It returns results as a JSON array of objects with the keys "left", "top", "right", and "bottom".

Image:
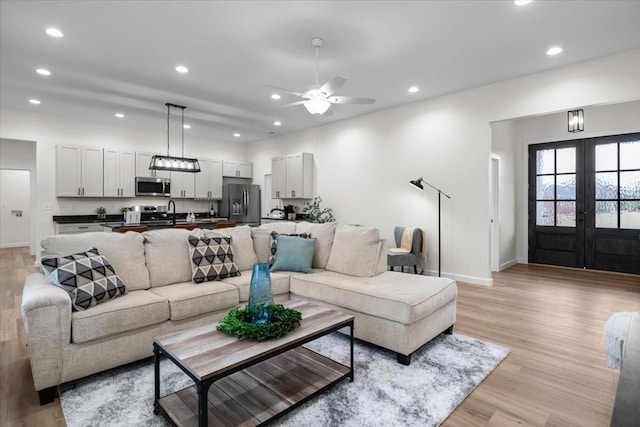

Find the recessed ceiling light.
[
  {"left": 273, "top": 121, "right": 282, "bottom": 126},
  {"left": 514, "top": 0, "right": 532, "bottom": 6},
  {"left": 29, "top": 99, "right": 41, "bottom": 104},
  {"left": 547, "top": 46, "right": 563, "bottom": 56},
  {"left": 271, "top": 94, "right": 281, "bottom": 100},
  {"left": 45, "top": 27, "right": 64, "bottom": 38},
  {"left": 183, "top": 124, "right": 191, "bottom": 129},
  {"left": 115, "top": 113, "right": 124, "bottom": 118},
  {"left": 408, "top": 86, "right": 419, "bottom": 93},
  {"left": 233, "top": 133, "right": 241, "bottom": 137},
  {"left": 175, "top": 65, "right": 189, "bottom": 73},
  {"left": 36, "top": 68, "right": 51, "bottom": 76}
]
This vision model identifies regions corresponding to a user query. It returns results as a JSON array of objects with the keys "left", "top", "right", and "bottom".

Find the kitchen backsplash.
[{"left": 57, "top": 198, "right": 219, "bottom": 216}]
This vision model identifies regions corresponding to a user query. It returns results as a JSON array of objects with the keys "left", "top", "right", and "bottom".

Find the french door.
[{"left": 528, "top": 132, "right": 640, "bottom": 275}]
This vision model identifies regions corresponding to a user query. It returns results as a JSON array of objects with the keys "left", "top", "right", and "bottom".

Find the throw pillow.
[
  {"left": 41, "top": 247, "right": 126, "bottom": 311},
  {"left": 188, "top": 235, "right": 240, "bottom": 283},
  {"left": 270, "top": 231, "right": 311, "bottom": 265},
  {"left": 270, "top": 235, "right": 317, "bottom": 273},
  {"left": 325, "top": 224, "right": 382, "bottom": 277}
]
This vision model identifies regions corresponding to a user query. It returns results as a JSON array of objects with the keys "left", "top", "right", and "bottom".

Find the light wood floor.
[{"left": 1, "top": 246, "right": 639, "bottom": 427}]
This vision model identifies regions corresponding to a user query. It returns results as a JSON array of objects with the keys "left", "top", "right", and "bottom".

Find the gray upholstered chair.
[{"left": 387, "top": 226, "right": 423, "bottom": 274}]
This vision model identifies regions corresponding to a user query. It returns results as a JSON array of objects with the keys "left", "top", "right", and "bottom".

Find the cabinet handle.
[
  {"left": 78, "top": 226, "right": 89, "bottom": 229},
  {"left": 78, "top": 187, "right": 81, "bottom": 196},
  {"left": 276, "top": 191, "right": 279, "bottom": 198},
  {"left": 82, "top": 187, "right": 85, "bottom": 196},
  {"left": 292, "top": 190, "right": 295, "bottom": 197}
]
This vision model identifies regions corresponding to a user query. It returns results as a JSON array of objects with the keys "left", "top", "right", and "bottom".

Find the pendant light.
[
  {"left": 149, "top": 103, "right": 201, "bottom": 172},
  {"left": 567, "top": 109, "right": 584, "bottom": 133}
]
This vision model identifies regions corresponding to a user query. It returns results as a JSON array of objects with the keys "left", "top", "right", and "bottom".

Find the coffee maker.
[{"left": 284, "top": 205, "right": 296, "bottom": 220}]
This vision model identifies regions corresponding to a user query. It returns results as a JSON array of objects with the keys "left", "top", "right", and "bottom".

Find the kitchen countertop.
[{"left": 53, "top": 214, "right": 221, "bottom": 224}]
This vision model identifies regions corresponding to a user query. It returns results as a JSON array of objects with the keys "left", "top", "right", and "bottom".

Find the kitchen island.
[{"left": 101, "top": 218, "right": 232, "bottom": 232}]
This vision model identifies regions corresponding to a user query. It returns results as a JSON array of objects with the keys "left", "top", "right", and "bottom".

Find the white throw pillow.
[
  {"left": 326, "top": 224, "right": 382, "bottom": 277},
  {"left": 204, "top": 226, "right": 257, "bottom": 271},
  {"left": 295, "top": 222, "right": 337, "bottom": 269}
]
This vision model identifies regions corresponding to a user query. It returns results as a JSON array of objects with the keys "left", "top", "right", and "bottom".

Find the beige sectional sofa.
[{"left": 21, "top": 221, "right": 457, "bottom": 404}]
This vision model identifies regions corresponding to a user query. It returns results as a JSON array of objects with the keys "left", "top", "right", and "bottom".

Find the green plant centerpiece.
[
  {"left": 302, "top": 196, "right": 335, "bottom": 223},
  {"left": 216, "top": 304, "right": 302, "bottom": 341}
]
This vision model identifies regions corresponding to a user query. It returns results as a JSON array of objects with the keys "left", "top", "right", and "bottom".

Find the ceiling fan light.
[{"left": 304, "top": 96, "right": 331, "bottom": 115}]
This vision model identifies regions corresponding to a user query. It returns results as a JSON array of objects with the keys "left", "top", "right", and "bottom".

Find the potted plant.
[{"left": 302, "top": 197, "right": 335, "bottom": 223}]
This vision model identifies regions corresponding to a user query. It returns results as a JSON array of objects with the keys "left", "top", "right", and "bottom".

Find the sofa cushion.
[
  {"left": 71, "top": 290, "right": 169, "bottom": 344},
  {"left": 295, "top": 222, "right": 337, "bottom": 269},
  {"left": 222, "top": 271, "right": 291, "bottom": 302},
  {"left": 41, "top": 247, "right": 126, "bottom": 311},
  {"left": 143, "top": 228, "right": 203, "bottom": 288},
  {"left": 325, "top": 224, "right": 382, "bottom": 277},
  {"left": 252, "top": 222, "right": 297, "bottom": 264},
  {"left": 270, "top": 235, "right": 317, "bottom": 274},
  {"left": 204, "top": 226, "right": 257, "bottom": 271},
  {"left": 149, "top": 281, "right": 239, "bottom": 321},
  {"left": 41, "top": 231, "right": 150, "bottom": 291},
  {"left": 290, "top": 271, "right": 457, "bottom": 325},
  {"left": 188, "top": 235, "right": 240, "bottom": 283}
]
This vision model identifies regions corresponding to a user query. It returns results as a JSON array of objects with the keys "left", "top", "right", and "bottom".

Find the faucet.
[{"left": 168, "top": 200, "right": 176, "bottom": 225}]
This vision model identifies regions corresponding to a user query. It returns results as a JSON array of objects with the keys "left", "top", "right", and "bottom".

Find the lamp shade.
[
  {"left": 409, "top": 178, "right": 424, "bottom": 190},
  {"left": 568, "top": 109, "right": 584, "bottom": 132},
  {"left": 304, "top": 92, "right": 331, "bottom": 115}
]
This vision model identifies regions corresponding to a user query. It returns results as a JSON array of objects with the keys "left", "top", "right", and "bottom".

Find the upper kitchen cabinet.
[
  {"left": 222, "top": 160, "right": 252, "bottom": 178},
  {"left": 170, "top": 171, "right": 195, "bottom": 198},
  {"left": 194, "top": 159, "right": 223, "bottom": 199},
  {"left": 135, "top": 152, "right": 170, "bottom": 179},
  {"left": 104, "top": 149, "right": 135, "bottom": 197},
  {"left": 56, "top": 145, "right": 104, "bottom": 197},
  {"left": 272, "top": 152, "right": 313, "bottom": 199}
]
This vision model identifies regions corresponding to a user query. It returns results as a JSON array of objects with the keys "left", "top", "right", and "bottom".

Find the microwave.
[{"left": 135, "top": 177, "right": 171, "bottom": 197}]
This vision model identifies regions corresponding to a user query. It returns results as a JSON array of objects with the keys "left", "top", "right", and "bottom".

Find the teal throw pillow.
[{"left": 270, "top": 235, "right": 317, "bottom": 273}]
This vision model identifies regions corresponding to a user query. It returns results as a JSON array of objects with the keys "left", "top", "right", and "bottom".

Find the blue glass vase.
[{"left": 248, "top": 263, "right": 274, "bottom": 325}]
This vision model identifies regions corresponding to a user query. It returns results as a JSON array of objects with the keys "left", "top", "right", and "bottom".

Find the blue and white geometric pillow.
[{"left": 41, "top": 247, "right": 126, "bottom": 311}]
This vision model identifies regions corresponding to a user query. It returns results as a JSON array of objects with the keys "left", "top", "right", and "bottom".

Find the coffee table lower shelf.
[{"left": 157, "top": 346, "right": 351, "bottom": 427}]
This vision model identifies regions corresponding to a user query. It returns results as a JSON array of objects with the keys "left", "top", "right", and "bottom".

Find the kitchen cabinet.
[
  {"left": 194, "top": 159, "right": 223, "bottom": 199},
  {"left": 170, "top": 171, "right": 195, "bottom": 198},
  {"left": 271, "top": 156, "right": 287, "bottom": 198},
  {"left": 271, "top": 152, "right": 313, "bottom": 199},
  {"left": 135, "top": 152, "right": 170, "bottom": 179},
  {"left": 104, "top": 149, "right": 135, "bottom": 197},
  {"left": 56, "top": 223, "right": 105, "bottom": 234},
  {"left": 56, "top": 145, "right": 104, "bottom": 197},
  {"left": 222, "top": 160, "right": 252, "bottom": 178}
]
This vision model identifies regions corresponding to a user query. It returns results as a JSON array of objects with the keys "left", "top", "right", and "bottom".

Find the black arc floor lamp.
[{"left": 409, "top": 177, "right": 452, "bottom": 277}]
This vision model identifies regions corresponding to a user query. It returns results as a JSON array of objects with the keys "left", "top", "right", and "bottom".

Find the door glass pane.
[
  {"left": 536, "top": 201, "right": 554, "bottom": 226},
  {"left": 620, "top": 141, "right": 640, "bottom": 170},
  {"left": 556, "top": 174, "right": 576, "bottom": 200},
  {"left": 595, "top": 172, "right": 618, "bottom": 199},
  {"left": 595, "top": 201, "right": 618, "bottom": 228},
  {"left": 536, "top": 176, "right": 555, "bottom": 200},
  {"left": 596, "top": 143, "right": 617, "bottom": 171},
  {"left": 620, "top": 171, "right": 640, "bottom": 199},
  {"left": 620, "top": 201, "right": 640, "bottom": 229},
  {"left": 556, "top": 148, "right": 576, "bottom": 173},
  {"left": 556, "top": 201, "right": 576, "bottom": 227},
  {"left": 536, "top": 150, "right": 554, "bottom": 174}
]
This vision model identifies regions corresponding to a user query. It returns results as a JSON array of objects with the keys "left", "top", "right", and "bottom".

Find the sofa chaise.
[{"left": 21, "top": 221, "right": 457, "bottom": 404}]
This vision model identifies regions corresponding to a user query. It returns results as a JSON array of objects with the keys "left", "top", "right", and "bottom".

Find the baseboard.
[
  {"left": 422, "top": 269, "right": 493, "bottom": 287},
  {"left": 499, "top": 259, "right": 518, "bottom": 271},
  {"left": 0, "top": 242, "right": 29, "bottom": 249}
]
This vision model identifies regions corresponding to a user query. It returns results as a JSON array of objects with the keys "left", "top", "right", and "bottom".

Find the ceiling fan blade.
[
  {"left": 328, "top": 96, "right": 376, "bottom": 105},
  {"left": 274, "top": 100, "right": 307, "bottom": 108},
  {"left": 319, "top": 76, "right": 346, "bottom": 97},
  {"left": 264, "top": 84, "right": 307, "bottom": 98}
]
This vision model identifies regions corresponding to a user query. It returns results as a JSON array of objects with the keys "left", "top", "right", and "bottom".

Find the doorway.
[
  {"left": 490, "top": 156, "right": 500, "bottom": 271},
  {"left": 528, "top": 132, "right": 640, "bottom": 275},
  {"left": 0, "top": 169, "right": 31, "bottom": 248}
]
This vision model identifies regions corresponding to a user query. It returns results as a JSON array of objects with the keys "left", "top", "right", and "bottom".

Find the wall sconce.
[{"left": 568, "top": 109, "right": 584, "bottom": 133}]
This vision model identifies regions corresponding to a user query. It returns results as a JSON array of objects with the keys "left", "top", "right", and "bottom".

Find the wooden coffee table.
[{"left": 153, "top": 299, "right": 354, "bottom": 427}]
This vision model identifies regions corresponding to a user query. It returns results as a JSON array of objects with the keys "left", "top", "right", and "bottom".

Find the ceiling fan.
[{"left": 267, "top": 37, "right": 376, "bottom": 115}]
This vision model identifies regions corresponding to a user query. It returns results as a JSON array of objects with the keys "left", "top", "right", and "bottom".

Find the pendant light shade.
[
  {"left": 149, "top": 103, "right": 201, "bottom": 172},
  {"left": 303, "top": 91, "right": 331, "bottom": 115},
  {"left": 568, "top": 109, "right": 584, "bottom": 133}
]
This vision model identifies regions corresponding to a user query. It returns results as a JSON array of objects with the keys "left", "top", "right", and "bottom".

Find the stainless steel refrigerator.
[{"left": 220, "top": 184, "right": 261, "bottom": 226}]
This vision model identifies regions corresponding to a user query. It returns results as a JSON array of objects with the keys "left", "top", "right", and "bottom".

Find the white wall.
[
  {"left": 510, "top": 100, "right": 640, "bottom": 263},
  {"left": 0, "top": 170, "right": 30, "bottom": 247},
  {"left": 0, "top": 110, "right": 249, "bottom": 252},
  {"left": 0, "top": 138, "right": 37, "bottom": 253},
  {"left": 248, "top": 49, "right": 640, "bottom": 285}
]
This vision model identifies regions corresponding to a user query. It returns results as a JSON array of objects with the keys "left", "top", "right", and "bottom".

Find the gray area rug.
[{"left": 60, "top": 333, "right": 509, "bottom": 427}]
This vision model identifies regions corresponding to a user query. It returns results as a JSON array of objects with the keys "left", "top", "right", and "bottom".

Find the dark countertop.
[
  {"left": 102, "top": 218, "right": 229, "bottom": 229},
  {"left": 53, "top": 213, "right": 217, "bottom": 224}
]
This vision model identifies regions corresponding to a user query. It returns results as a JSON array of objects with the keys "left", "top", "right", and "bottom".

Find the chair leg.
[
  {"left": 38, "top": 386, "right": 57, "bottom": 405},
  {"left": 414, "top": 265, "right": 418, "bottom": 274}
]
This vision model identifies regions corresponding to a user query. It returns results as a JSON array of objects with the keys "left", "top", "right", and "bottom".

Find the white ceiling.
[{"left": 2, "top": 1, "right": 640, "bottom": 143}]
